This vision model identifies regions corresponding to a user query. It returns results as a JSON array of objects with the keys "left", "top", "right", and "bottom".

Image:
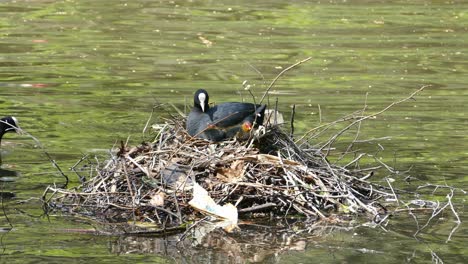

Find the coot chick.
[
  {"left": 224, "top": 104, "right": 267, "bottom": 140},
  {"left": 186, "top": 89, "right": 266, "bottom": 142},
  {"left": 0, "top": 116, "right": 20, "bottom": 143}
]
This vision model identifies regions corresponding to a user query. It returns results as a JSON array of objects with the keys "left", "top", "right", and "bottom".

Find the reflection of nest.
[
  {"left": 109, "top": 220, "right": 318, "bottom": 263},
  {"left": 44, "top": 117, "right": 393, "bottom": 231}
]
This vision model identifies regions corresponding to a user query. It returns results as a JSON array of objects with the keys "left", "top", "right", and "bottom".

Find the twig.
[
  {"left": 239, "top": 203, "right": 277, "bottom": 213},
  {"left": 142, "top": 104, "right": 157, "bottom": 136},
  {"left": 338, "top": 92, "right": 368, "bottom": 161},
  {"left": 445, "top": 188, "right": 461, "bottom": 243},
  {"left": 385, "top": 177, "right": 399, "bottom": 205},
  {"left": 245, "top": 61, "right": 266, "bottom": 84},
  {"left": 319, "top": 85, "right": 430, "bottom": 155},
  {"left": 70, "top": 153, "right": 90, "bottom": 183},
  {"left": 274, "top": 98, "right": 279, "bottom": 125},
  {"left": 259, "top": 57, "right": 312, "bottom": 104},
  {"left": 21, "top": 130, "right": 69, "bottom": 187},
  {"left": 318, "top": 104, "right": 322, "bottom": 124},
  {"left": 296, "top": 85, "right": 429, "bottom": 146},
  {"left": 431, "top": 250, "right": 444, "bottom": 264},
  {"left": 290, "top": 104, "right": 296, "bottom": 138}
]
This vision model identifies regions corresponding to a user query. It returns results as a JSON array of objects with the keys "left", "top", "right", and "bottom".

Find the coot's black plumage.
[
  {"left": 186, "top": 89, "right": 266, "bottom": 142},
  {"left": 0, "top": 116, "right": 19, "bottom": 143}
]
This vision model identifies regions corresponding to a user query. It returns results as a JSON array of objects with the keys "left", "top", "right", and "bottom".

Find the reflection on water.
[
  {"left": 109, "top": 221, "right": 313, "bottom": 263},
  {"left": 0, "top": 166, "right": 19, "bottom": 200},
  {"left": 0, "top": 168, "right": 20, "bottom": 179},
  {"left": 0, "top": 191, "right": 15, "bottom": 199},
  {"left": 0, "top": 0, "right": 466, "bottom": 263}
]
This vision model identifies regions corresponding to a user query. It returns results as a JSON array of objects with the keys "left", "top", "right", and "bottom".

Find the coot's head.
[
  {"left": 194, "top": 89, "right": 209, "bottom": 112},
  {"left": 0, "top": 116, "right": 20, "bottom": 142}
]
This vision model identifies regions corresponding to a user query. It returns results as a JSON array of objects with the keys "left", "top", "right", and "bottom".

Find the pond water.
[{"left": 0, "top": 0, "right": 466, "bottom": 263}]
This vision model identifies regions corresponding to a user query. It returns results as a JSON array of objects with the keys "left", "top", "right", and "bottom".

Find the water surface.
[{"left": 0, "top": 0, "right": 466, "bottom": 263}]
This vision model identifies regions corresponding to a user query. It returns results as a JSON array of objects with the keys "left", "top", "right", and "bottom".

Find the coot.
[
  {"left": 186, "top": 89, "right": 266, "bottom": 142},
  {"left": 0, "top": 116, "right": 20, "bottom": 143}
]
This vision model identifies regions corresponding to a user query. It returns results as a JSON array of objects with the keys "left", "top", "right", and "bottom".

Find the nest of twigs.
[{"left": 44, "top": 117, "right": 395, "bottom": 229}]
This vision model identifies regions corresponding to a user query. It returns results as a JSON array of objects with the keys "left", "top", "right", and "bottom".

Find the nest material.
[{"left": 45, "top": 118, "right": 392, "bottom": 227}]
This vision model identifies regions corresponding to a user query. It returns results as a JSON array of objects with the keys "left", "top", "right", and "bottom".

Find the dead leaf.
[{"left": 216, "top": 160, "right": 245, "bottom": 183}]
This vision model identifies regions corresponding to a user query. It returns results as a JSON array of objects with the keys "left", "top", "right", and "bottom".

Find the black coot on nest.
[
  {"left": 186, "top": 89, "right": 266, "bottom": 142},
  {"left": 0, "top": 116, "right": 20, "bottom": 144}
]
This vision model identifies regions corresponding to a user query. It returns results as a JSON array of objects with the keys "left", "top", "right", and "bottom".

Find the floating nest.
[{"left": 43, "top": 116, "right": 395, "bottom": 231}]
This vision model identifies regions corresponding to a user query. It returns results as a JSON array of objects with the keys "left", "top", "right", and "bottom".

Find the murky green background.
[{"left": 0, "top": 0, "right": 466, "bottom": 263}]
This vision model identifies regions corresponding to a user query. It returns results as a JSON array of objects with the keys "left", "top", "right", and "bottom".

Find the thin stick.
[
  {"left": 245, "top": 61, "right": 266, "bottom": 83},
  {"left": 318, "top": 104, "right": 322, "bottom": 124},
  {"left": 320, "top": 85, "right": 430, "bottom": 155},
  {"left": 142, "top": 105, "right": 156, "bottom": 135},
  {"left": 274, "top": 98, "right": 279, "bottom": 125},
  {"left": 340, "top": 92, "right": 369, "bottom": 159},
  {"left": 445, "top": 188, "right": 461, "bottom": 243},
  {"left": 296, "top": 85, "right": 429, "bottom": 145},
  {"left": 0, "top": 182, "right": 13, "bottom": 229},
  {"left": 247, "top": 88, "right": 257, "bottom": 106},
  {"left": 191, "top": 111, "right": 242, "bottom": 139},
  {"left": 290, "top": 104, "right": 296, "bottom": 138},
  {"left": 385, "top": 177, "right": 399, "bottom": 205},
  {"left": 70, "top": 153, "right": 90, "bottom": 182},
  {"left": 19, "top": 129, "right": 69, "bottom": 187},
  {"left": 259, "top": 57, "right": 312, "bottom": 104}
]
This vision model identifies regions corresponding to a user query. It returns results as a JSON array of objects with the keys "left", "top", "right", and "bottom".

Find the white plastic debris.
[{"left": 189, "top": 182, "right": 238, "bottom": 232}]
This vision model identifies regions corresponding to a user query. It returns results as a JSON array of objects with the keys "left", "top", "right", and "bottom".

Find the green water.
[{"left": 0, "top": 0, "right": 466, "bottom": 263}]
